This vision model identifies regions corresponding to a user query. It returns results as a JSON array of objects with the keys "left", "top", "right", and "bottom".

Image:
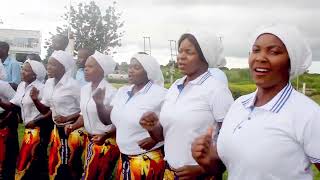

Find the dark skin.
[
  {"left": 0, "top": 63, "right": 49, "bottom": 128},
  {"left": 76, "top": 48, "right": 91, "bottom": 69},
  {"left": 191, "top": 34, "right": 320, "bottom": 173},
  {"left": 31, "top": 58, "right": 80, "bottom": 124},
  {"left": 139, "top": 38, "right": 210, "bottom": 179}
]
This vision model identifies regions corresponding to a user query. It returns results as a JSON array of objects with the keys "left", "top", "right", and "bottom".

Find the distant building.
[
  {"left": 0, "top": 28, "right": 41, "bottom": 62},
  {"left": 108, "top": 73, "right": 128, "bottom": 80}
]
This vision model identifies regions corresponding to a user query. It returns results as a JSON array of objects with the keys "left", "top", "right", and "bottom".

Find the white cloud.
[{"left": 1, "top": 0, "right": 320, "bottom": 64}]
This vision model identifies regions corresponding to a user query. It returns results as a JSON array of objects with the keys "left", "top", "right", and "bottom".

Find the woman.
[
  {"left": 191, "top": 24, "right": 320, "bottom": 180},
  {"left": 0, "top": 79, "right": 17, "bottom": 180},
  {"left": 0, "top": 60, "right": 51, "bottom": 179},
  {"left": 109, "top": 52, "right": 167, "bottom": 179},
  {"left": 66, "top": 51, "right": 120, "bottom": 179},
  {"left": 30, "top": 50, "right": 83, "bottom": 180},
  {"left": 140, "top": 32, "right": 234, "bottom": 179}
]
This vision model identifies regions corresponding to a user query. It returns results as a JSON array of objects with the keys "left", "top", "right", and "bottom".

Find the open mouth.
[{"left": 254, "top": 68, "right": 270, "bottom": 73}]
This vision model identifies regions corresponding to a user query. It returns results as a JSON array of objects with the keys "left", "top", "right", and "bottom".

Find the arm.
[
  {"left": 30, "top": 87, "right": 50, "bottom": 115},
  {"left": 0, "top": 111, "right": 13, "bottom": 128},
  {"left": 191, "top": 127, "right": 223, "bottom": 175},
  {"left": 139, "top": 111, "right": 164, "bottom": 142},
  {"left": 96, "top": 103, "right": 113, "bottom": 125},
  {"left": 92, "top": 88, "right": 113, "bottom": 125},
  {"left": 65, "top": 115, "right": 84, "bottom": 135},
  {"left": 54, "top": 111, "right": 80, "bottom": 124},
  {"left": 0, "top": 98, "right": 15, "bottom": 111},
  {"left": 25, "top": 111, "right": 52, "bottom": 129}
]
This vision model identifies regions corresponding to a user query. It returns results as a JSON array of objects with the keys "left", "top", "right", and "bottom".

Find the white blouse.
[
  {"left": 111, "top": 81, "right": 167, "bottom": 155},
  {"left": 80, "top": 79, "right": 117, "bottom": 135},
  {"left": 217, "top": 83, "right": 320, "bottom": 180},
  {"left": 10, "top": 80, "right": 44, "bottom": 125},
  {"left": 41, "top": 74, "right": 80, "bottom": 126},
  {"left": 160, "top": 71, "right": 234, "bottom": 169}
]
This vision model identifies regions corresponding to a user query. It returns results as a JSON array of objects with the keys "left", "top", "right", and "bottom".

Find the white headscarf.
[
  {"left": 182, "top": 31, "right": 226, "bottom": 68},
  {"left": 250, "top": 24, "right": 312, "bottom": 79},
  {"left": 131, "top": 53, "right": 164, "bottom": 87},
  {"left": 50, "top": 50, "right": 75, "bottom": 75},
  {"left": 90, "top": 51, "right": 116, "bottom": 76},
  {"left": 25, "top": 60, "right": 47, "bottom": 82}
]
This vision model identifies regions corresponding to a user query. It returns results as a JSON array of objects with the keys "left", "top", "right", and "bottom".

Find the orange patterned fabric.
[
  {"left": 15, "top": 128, "right": 40, "bottom": 180},
  {"left": 0, "top": 128, "right": 9, "bottom": 171},
  {"left": 48, "top": 125, "right": 85, "bottom": 180},
  {"left": 116, "top": 148, "right": 165, "bottom": 180},
  {"left": 82, "top": 136, "right": 120, "bottom": 180}
]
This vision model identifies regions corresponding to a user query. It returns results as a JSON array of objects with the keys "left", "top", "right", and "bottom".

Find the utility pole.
[
  {"left": 143, "top": 36, "right": 151, "bottom": 55},
  {"left": 169, "top": 40, "right": 177, "bottom": 84}
]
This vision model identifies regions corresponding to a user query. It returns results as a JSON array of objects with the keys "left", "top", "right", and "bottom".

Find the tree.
[{"left": 44, "top": 1, "right": 124, "bottom": 62}]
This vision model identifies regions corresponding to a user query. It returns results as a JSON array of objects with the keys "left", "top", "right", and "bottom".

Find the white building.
[{"left": 0, "top": 28, "right": 41, "bottom": 61}]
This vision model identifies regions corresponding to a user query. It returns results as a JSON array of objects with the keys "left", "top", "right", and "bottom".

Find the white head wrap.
[
  {"left": 50, "top": 50, "right": 75, "bottom": 75},
  {"left": 90, "top": 51, "right": 116, "bottom": 76},
  {"left": 182, "top": 31, "right": 226, "bottom": 68},
  {"left": 25, "top": 60, "right": 47, "bottom": 82},
  {"left": 250, "top": 24, "right": 312, "bottom": 79},
  {"left": 131, "top": 53, "right": 164, "bottom": 86}
]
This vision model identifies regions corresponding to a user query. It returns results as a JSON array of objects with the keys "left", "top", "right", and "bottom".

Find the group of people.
[{"left": 0, "top": 23, "right": 319, "bottom": 180}]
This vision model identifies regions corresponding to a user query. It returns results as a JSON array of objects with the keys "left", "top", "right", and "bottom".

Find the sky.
[{"left": 0, "top": 0, "right": 320, "bottom": 70}]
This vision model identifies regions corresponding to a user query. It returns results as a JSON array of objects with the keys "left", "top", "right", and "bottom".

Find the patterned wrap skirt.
[
  {"left": 116, "top": 148, "right": 165, "bottom": 180},
  {"left": 48, "top": 125, "right": 85, "bottom": 180},
  {"left": 82, "top": 134, "right": 120, "bottom": 180}
]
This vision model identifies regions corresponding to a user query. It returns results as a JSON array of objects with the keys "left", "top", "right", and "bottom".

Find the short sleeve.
[
  {"left": 209, "top": 86, "right": 234, "bottom": 122},
  {"left": 40, "top": 82, "right": 51, "bottom": 107},
  {"left": 9, "top": 83, "right": 23, "bottom": 106},
  {"left": 303, "top": 109, "right": 320, "bottom": 163}
]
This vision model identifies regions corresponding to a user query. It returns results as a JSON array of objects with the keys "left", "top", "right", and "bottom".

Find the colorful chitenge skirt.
[
  {"left": 15, "top": 128, "right": 40, "bottom": 179},
  {"left": 116, "top": 148, "right": 165, "bottom": 180},
  {"left": 0, "top": 127, "right": 19, "bottom": 180},
  {"left": 82, "top": 134, "right": 120, "bottom": 180},
  {"left": 48, "top": 125, "right": 85, "bottom": 180}
]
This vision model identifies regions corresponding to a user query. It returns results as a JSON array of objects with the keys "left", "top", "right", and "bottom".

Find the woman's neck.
[
  {"left": 91, "top": 77, "right": 103, "bottom": 90},
  {"left": 133, "top": 80, "right": 149, "bottom": 94},
  {"left": 255, "top": 81, "right": 288, "bottom": 107},
  {"left": 184, "top": 66, "right": 207, "bottom": 85},
  {"left": 54, "top": 74, "right": 64, "bottom": 85}
]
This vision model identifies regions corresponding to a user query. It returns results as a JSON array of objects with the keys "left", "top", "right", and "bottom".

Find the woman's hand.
[
  {"left": 30, "top": 87, "right": 40, "bottom": 101},
  {"left": 139, "top": 111, "right": 159, "bottom": 131},
  {"left": 138, "top": 137, "right": 157, "bottom": 151},
  {"left": 91, "top": 134, "right": 107, "bottom": 146},
  {"left": 173, "top": 165, "right": 205, "bottom": 180},
  {"left": 191, "top": 127, "right": 219, "bottom": 172},
  {"left": 93, "top": 88, "right": 106, "bottom": 105},
  {"left": 54, "top": 115, "right": 68, "bottom": 124}
]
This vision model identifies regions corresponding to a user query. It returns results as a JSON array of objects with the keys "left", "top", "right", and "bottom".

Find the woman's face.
[
  {"left": 47, "top": 57, "right": 65, "bottom": 79},
  {"left": 177, "top": 38, "right": 205, "bottom": 76},
  {"left": 84, "top": 57, "right": 104, "bottom": 82},
  {"left": 21, "top": 63, "right": 36, "bottom": 83},
  {"left": 128, "top": 58, "right": 148, "bottom": 85},
  {"left": 249, "top": 33, "right": 290, "bottom": 89}
]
